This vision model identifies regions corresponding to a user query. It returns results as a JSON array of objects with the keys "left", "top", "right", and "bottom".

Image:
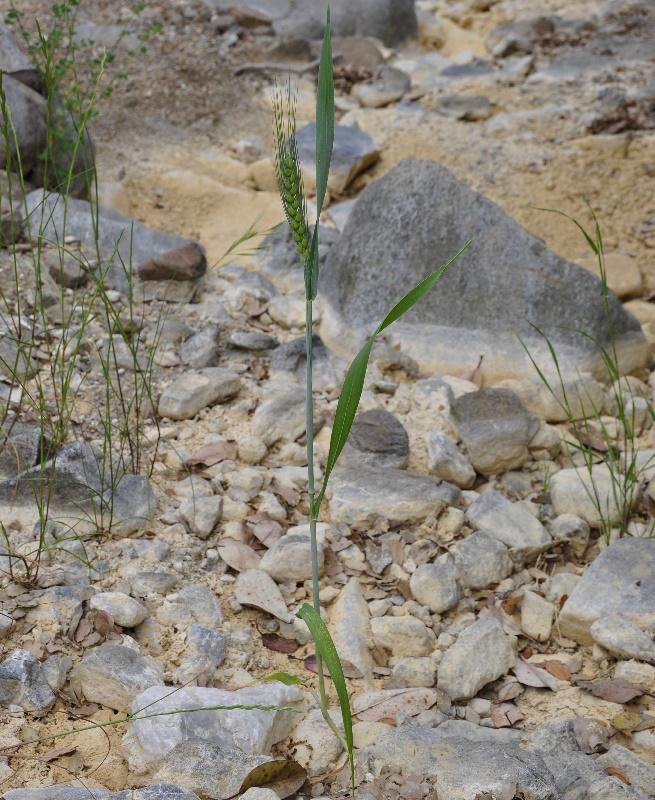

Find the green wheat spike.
[{"left": 273, "top": 81, "right": 310, "bottom": 265}]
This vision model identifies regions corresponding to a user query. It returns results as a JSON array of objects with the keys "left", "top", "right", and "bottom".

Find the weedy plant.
[
  {"left": 262, "top": 7, "right": 470, "bottom": 791},
  {"left": 525, "top": 205, "right": 655, "bottom": 541}
]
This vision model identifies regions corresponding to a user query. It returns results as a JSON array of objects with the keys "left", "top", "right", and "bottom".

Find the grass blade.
[
  {"left": 314, "top": 239, "right": 472, "bottom": 513},
  {"left": 297, "top": 603, "right": 354, "bottom": 792},
  {"left": 314, "top": 6, "right": 334, "bottom": 217}
]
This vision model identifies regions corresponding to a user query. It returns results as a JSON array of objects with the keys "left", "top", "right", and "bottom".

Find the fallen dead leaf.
[
  {"left": 304, "top": 654, "right": 363, "bottom": 679},
  {"left": 605, "top": 766, "right": 631, "bottom": 785},
  {"left": 572, "top": 718, "right": 610, "bottom": 754},
  {"left": 185, "top": 441, "right": 238, "bottom": 468},
  {"left": 352, "top": 689, "right": 438, "bottom": 721},
  {"left": 217, "top": 537, "right": 262, "bottom": 572},
  {"left": 611, "top": 710, "right": 655, "bottom": 735},
  {"left": 40, "top": 745, "right": 77, "bottom": 763},
  {"left": 262, "top": 634, "right": 300, "bottom": 654},
  {"left": 513, "top": 660, "right": 558, "bottom": 692},
  {"left": 497, "top": 678, "right": 525, "bottom": 702},
  {"left": 575, "top": 678, "right": 650, "bottom": 704},
  {"left": 490, "top": 702, "right": 525, "bottom": 728},
  {"left": 534, "top": 660, "right": 571, "bottom": 682}
]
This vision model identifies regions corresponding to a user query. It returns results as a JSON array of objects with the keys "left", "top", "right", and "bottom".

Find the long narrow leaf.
[
  {"left": 314, "top": 240, "right": 472, "bottom": 513},
  {"left": 531, "top": 206, "right": 599, "bottom": 255},
  {"left": 314, "top": 6, "right": 334, "bottom": 217},
  {"left": 297, "top": 603, "right": 354, "bottom": 791}
]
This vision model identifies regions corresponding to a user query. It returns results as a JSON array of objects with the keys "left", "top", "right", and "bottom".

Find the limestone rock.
[
  {"left": 550, "top": 465, "right": 633, "bottom": 528},
  {"left": 466, "top": 488, "right": 552, "bottom": 563},
  {"left": 71, "top": 646, "right": 163, "bottom": 711},
  {"left": 449, "top": 388, "right": 540, "bottom": 476},
  {"left": 437, "top": 618, "right": 515, "bottom": 701},
  {"left": 319, "top": 159, "right": 648, "bottom": 383},
  {"left": 341, "top": 408, "right": 409, "bottom": 470},
  {"left": 590, "top": 614, "right": 655, "bottom": 663},
  {"left": 259, "top": 531, "right": 324, "bottom": 583},
  {"left": 370, "top": 616, "right": 435, "bottom": 657},
  {"left": 158, "top": 369, "right": 241, "bottom": 421},
  {"left": 559, "top": 538, "right": 655, "bottom": 645},
  {"left": 451, "top": 531, "right": 513, "bottom": 590},
  {"left": 426, "top": 430, "right": 475, "bottom": 488},
  {"left": 410, "top": 554, "right": 462, "bottom": 614},
  {"left": 252, "top": 389, "right": 306, "bottom": 446},
  {"left": 328, "top": 464, "right": 460, "bottom": 525},
  {"left": 0, "top": 649, "right": 56, "bottom": 715},
  {"left": 90, "top": 592, "right": 148, "bottom": 628}
]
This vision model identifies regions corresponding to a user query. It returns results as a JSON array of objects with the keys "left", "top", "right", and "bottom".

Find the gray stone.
[
  {"left": 358, "top": 727, "right": 556, "bottom": 798},
  {"left": 269, "top": 0, "right": 418, "bottom": 47},
  {"left": 179, "top": 325, "right": 222, "bottom": 368},
  {"left": 410, "top": 554, "right": 462, "bottom": 614},
  {"left": 328, "top": 464, "right": 460, "bottom": 525},
  {"left": 71, "top": 645, "right": 163, "bottom": 711},
  {"left": 44, "top": 250, "right": 90, "bottom": 288},
  {"left": 0, "top": 423, "right": 52, "bottom": 480},
  {"left": 0, "top": 334, "right": 38, "bottom": 383},
  {"left": 296, "top": 122, "right": 380, "bottom": 195},
  {"left": 239, "top": 790, "right": 279, "bottom": 800},
  {"left": 185, "top": 624, "right": 226, "bottom": 665},
  {"left": 178, "top": 584, "right": 224, "bottom": 628},
  {"left": 426, "top": 430, "right": 475, "bottom": 488},
  {"left": 486, "top": 16, "right": 556, "bottom": 58},
  {"left": 260, "top": 531, "right": 324, "bottom": 583},
  {"left": 341, "top": 408, "right": 409, "bottom": 470},
  {"left": 586, "top": 776, "right": 647, "bottom": 800},
  {"left": 449, "top": 388, "right": 540, "bottom": 476},
  {"left": 436, "top": 95, "right": 492, "bottom": 121},
  {"left": 153, "top": 741, "right": 272, "bottom": 800},
  {"left": 252, "top": 388, "right": 306, "bottom": 446},
  {"left": 370, "top": 616, "right": 435, "bottom": 657},
  {"left": 123, "top": 683, "right": 304, "bottom": 770},
  {"left": 0, "top": 75, "right": 47, "bottom": 174},
  {"left": 590, "top": 614, "right": 655, "bottom": 663},
  {"left": 329, "top": 576, "right": 374, "bottom": 687},
  {"left": 521, "top": 590, "right": 555, "bottom": 643},
  {"left": 0, "top": 440, "right": 155, "bottom": 534},
  {"left": 451, "top": 531, "right": 513, "bottom": 590},
  {"left": 437, "top": 617, "right": 515, "bottom": 701},
  {"left": 269, "top": 334, "right": 346, "bottom": 393},
  {"left": 0, "top": 21, "right": 38, "bottom": 81},
  {"left": 4, "top": 790, "right": 110, "bottom": 799},
  {"left": 41, "top": 654, "right": 71, "bottom": 691},
  {"left": 466, "top": 488, "right": 552, "bottom": 564},
  {"left": 0, "top": 649, "right": 56, "bottom": 715},
  {"left": 560, "top": 538, "right": 655, "bottom": 645},
  {"left": 285, "top": 706, "right": 344, "bottom": 776},
  {"left": 179, "top": 494, "right": 223, "bottom": 539},
  {"left": 353, "top": 65, "right": 411, "bottom": 108},
  {"left": 391, "top": 657, "right": 438, "bottom": 688},
  {"left": 496, "top": 372, "right": 606, "bottom": 422},
  {"left": 24, "top": 191, "right": 206, "bottom": 291},
  {"left": 110, "top": 786, "right": 201, "bottom": 800},
  {"left": 548, "top": 513, "right": 590, "bottom": 558},
  {"left": 130, "top": 572, "right": 179, "bottom": 598},
  {"left": 319, "top": 159, "right": 648, "bottom": 383},
  {"left": 90, "top": 592, "right": 148, "bottom": 628},
  {"left": 434, "top": 719, "right": 522, "bottom": 745},
  {"left": 550, "top": 465, "right": 631, "bottom": 529},
  {"left": 596, "top": 744, "right": 655, "bottom": 797},
  {"left": 228, "top": 330, "right": 278, "bottom": 351},
  {"left": 158, "top": 369, "right": 241, "bottom": 421}
]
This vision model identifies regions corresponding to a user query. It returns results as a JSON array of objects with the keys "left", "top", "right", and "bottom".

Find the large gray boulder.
[
  {"left": 0, "top": 21, "right": 41, "bottom": 91},
  {"left": 219, "top": 0, "right": 418, "bottom": 46},
  {"left": 319, "top": 159, "right": 648, "bottom": 384},
  {"left": 24, "top": 191, "right": 206, "bottom": 291},
  {"left": 0, "top": 74, "right": 47, "bottom": 174}
]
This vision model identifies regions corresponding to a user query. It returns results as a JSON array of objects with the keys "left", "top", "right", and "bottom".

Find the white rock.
[
  {"left": 259, "top": 531, "right": 324, "bottom": 583},
  {"left": 410, "top": 554, "right": 462, "bottom": 613},
  {"left": 285, "top": 708, "right": 344, "bottom": 776},
  {"left": 123, "top": 683, "right": 304, "bottom": 771},
  {"left": 371, "top": 616, "right": 435, "bottom": 657},
  {"left": 90, "top": 592, "right": 147, "bottom": 627},
  {"left": 550, "top": 465, "right": 634, "bottom": 529},
  {"left": 521, "top": 590, "right": 555, "bottom": 643},
  {"left": 179, "top": 494, "right": 222, "bottom": 539},
  {"left": 426, "top": 430, "right": 476, "bottom": 488}
]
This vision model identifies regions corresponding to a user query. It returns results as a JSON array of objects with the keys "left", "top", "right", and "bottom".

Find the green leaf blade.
[
  {"left": 314, "top": 6, "right": 334, "bottom": 218},
  {"left": 297, "top": 603, "right": 354, "bottom": 789},
  {"left": 313, "top": 240, "right": 471, "bottom": 514}
]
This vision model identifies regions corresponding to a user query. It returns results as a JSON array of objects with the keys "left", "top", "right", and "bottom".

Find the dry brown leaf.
[
  {"left": 262, "top": 633, "right": 300, "bottom": 654},
  {"left": 89, "top": 608, "right": 114, "bottom": 637},
  {"left": 240, "top": 759, "right": 307, "bottom": 799},
  {"left": 534, "top": 660, "right": 571, "bottom": 682},
  {"left": 245, "top": 515, "right": 284, "bottom": 547},
  {"left": 353, "top": 689, "right": 438, "bottom": 721},
  {"left": 611, "top": 710, "right": 655, "bottom": 734},
  {"left": 497, "top": 679, "right": 525, "bottom": 702},
  {"left": 185, "top": 441, "right": 238, "bottom": 468},
  {"left": 70, "top": 704, "right": 100, "bottom": 717},
  {"left": 605, "top": 766, "right": 631, "bottom": 785},
  {"left": 39, "top": 745, "right": 77, "bottom": 763},
  {"left": 572, "top": 718, "right": 610, "bottom": 754},
  {"left": 74, "top": 618, "right": 94, "bottom": 643},
  {"left": 217, "top": 537, "right": 261, "bottom": 572},
  {"left": 271, "top": 478, "right": 300, "bottom": 506},
  {"left": 513, "top": 660, "right": 558, "bottom": 692},
  {"left": 490, "top": 702, "right": 525, "bottom": 728},
  {"left": 576, "top": 678, "right": 649, "bottom": 704}
]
